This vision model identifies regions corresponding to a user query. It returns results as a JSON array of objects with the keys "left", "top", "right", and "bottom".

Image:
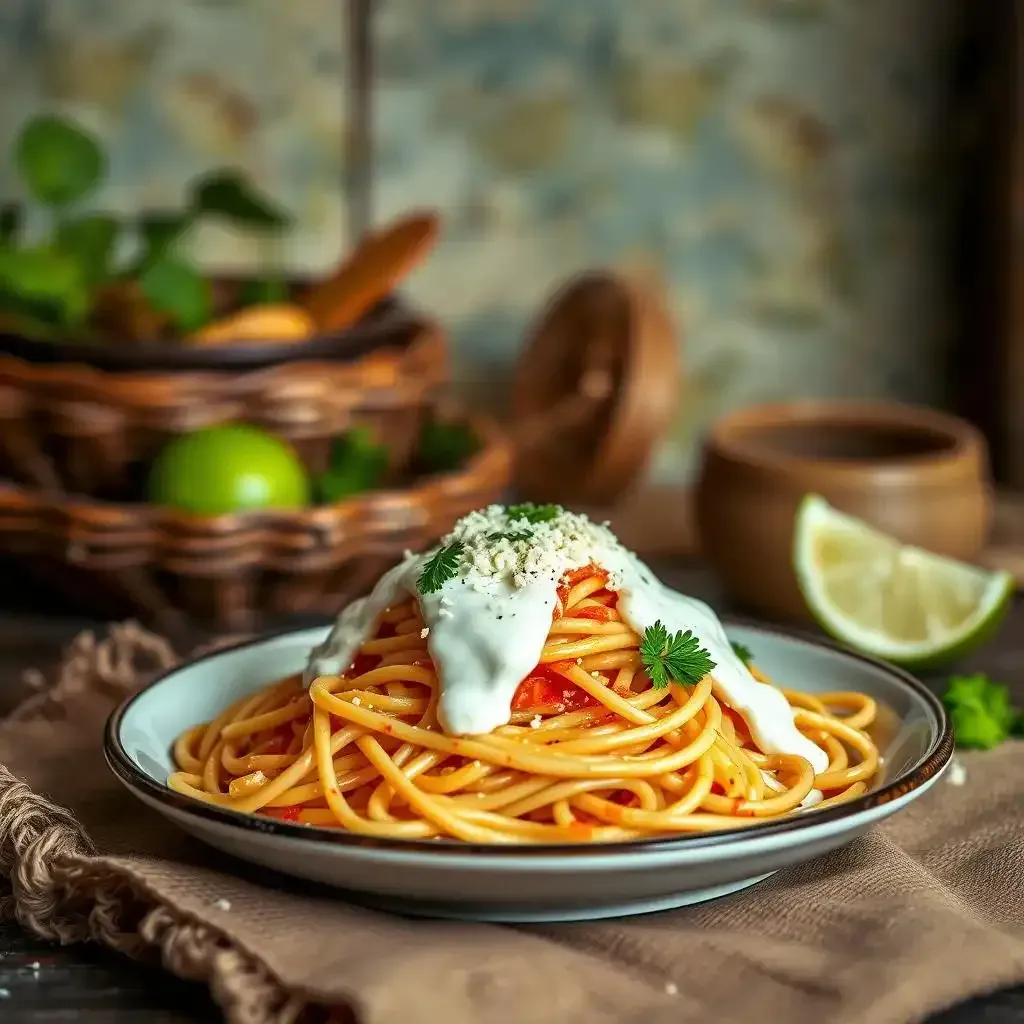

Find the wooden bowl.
[
  {"left": 0, "top": 413, "right": 510, "bottom": 632},
  {"left": 694, "top": 400, "right": 994, "bottom": 621},
  {"left": 0, "top": 312, "right": 447, "bottom": 500}
]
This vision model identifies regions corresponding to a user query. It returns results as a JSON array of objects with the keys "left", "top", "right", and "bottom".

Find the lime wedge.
[{"left": 793, "top": 494, "right": 1014, "bottom": 669}]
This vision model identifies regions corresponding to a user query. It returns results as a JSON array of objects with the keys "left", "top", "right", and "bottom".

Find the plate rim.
[{"left": 103, "top": 620, "right": 954, "bottom": 859}]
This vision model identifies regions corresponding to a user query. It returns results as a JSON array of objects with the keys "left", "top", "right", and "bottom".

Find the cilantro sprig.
[
  {"left": 506, "top": 503, "right": 560, "bottom": 524},
  {"left": 415, "top": 504, "right": 562, "bottom": 593},
  {"left": 640, "top": 620, "right": 716, "bottom": 689},
  {"left": 730, "top": 641, "right": 753, "bottom": 667},
  {"left": 941, "top": 673, "right": 1023, "bottom": 751},
  {"left": 417, "top": 541, "right": 464, "bottom": 594}
]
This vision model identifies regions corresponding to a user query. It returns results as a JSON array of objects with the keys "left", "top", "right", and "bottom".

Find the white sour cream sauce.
[{"left": 305, "top": 519, "right": 829, "bottom": 776}]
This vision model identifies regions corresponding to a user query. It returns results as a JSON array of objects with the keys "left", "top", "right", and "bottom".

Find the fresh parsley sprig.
[
  {"left": 730, "top": 641, "right": 753, "bottom": 667},
  {"left": 417, "top": 541, "right": 464, "bottom": 594},
  {"left": 640, "top": 620, "right": 716, "bottom": 689},
  {"left": 941, "top": 672, "right": 1023, "bottom": 750},
  {"left": 506, "top": 502, "right": 560, "bottom": 524}
]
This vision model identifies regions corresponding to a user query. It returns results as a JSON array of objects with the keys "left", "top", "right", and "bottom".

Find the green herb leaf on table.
[
  {"left": 315, "top": 427, "right": 389, "bottom": 504},
  {"left": 640, "top": 620, "right": 716, "bottom": 689},
  {"left": 15, "top": 115, "right": 105, "bottom": 208},
  {"left": 0, "top": 205, "right": 20, "bottom": 246},
  {"left": 417, "top": 420, "right": 481, "bottom": 474},
  {"left": 941, "top": 673, "right": 1020, "bottom": 751},
  {"left": 730, "top": 641, "right": 753, "bottom": 667},
  {"left": 56, "top": 214, "right": 119, "bottom": 287},
  {"left": 192, "top": 172, "right": 290, "bottom": 231},
  {"left": 418, "top": 541, "right": 465, "bottom": 595},
  {"left": 139, "top": 256, "right": 212, "bottom": 334},
  {"left": 0, "top": 246, "right": 89, "bottom": 326},
  {"left": 507, "top": 503, "right": 560, "bottom": 524}
]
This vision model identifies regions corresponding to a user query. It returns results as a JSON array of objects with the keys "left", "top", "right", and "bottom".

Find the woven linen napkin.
[{"left": 0, "top": 623, "right": 1021, "bottom": 1024}]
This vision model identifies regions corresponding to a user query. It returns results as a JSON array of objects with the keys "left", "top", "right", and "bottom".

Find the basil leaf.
[
  {"left": 139, "top": 256, "right": 212, "bottom": 334},
  {"left": 239, "top": 277, "right": 290, "bottom": 306},
  {"left": 134, "top": 212, "right": 193, "bottom": 273},
  {"left": 192, "top": 171, "right": 290, "bottom": 231},
  {"left": 0, "top": 246, "right": 89, "bottom": 326},
  {"left": 0, "top": 205, "right": 21, "bottom": 246},
  {"left": 56, "top": 213, "right": 119, "bottom": 286},
  {"left": 417, "top": 419, "right": 481, "bottom": 473},
  {"left": 15, "top": 115, "right": 105, "bottom": 208},
  {"left": 315, "top": 426, "right": 389, "bottom": 503}
]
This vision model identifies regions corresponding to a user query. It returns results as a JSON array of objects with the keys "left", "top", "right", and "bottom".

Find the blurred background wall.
[{"left": 0, "top": 0, "right": 988, "bottom": 483}]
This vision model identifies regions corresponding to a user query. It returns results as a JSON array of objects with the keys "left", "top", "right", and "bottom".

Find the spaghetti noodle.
[{"left": 169, "top": 560, "right": 881, "bottom": 844}]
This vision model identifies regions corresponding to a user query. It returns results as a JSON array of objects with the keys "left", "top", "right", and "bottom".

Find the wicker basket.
[
  {"left": 0, "top": 414, "right": 511, "bottom": 632},
  {"left": 0, "top": 308, "right": 447, "bottom": 499}
]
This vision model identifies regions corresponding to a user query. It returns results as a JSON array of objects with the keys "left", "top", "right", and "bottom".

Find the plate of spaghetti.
[{"left": 105, "top": 505, "right": 953, "bottom": 922}]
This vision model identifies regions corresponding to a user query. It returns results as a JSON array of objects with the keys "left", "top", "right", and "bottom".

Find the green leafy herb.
[
  {"left": 56, "top": 214, "right": 119, "bottom": 287},
  {"left": 0, "top": 205, "right": 20, "bottom": 246},
  {"left": 730, "top": 641, "right": 753, "bottom": 666},
  {"left": 417, "top": 419, "right": 481, "bottom": 474},
  {"left": 192, "top": 171, "right": 290, "bottom": 231},
  {"left": 487, "top": 530, "right": 533, "bottom": 543},
  {"left": 941, "top": 673, "right": 1021, "bottom": 751},
  {"left": 0, "top": 113, "right": 302, "bottom": 346},
  {"left": 0, "top": 247, "right": 89, "bottom": 326},
  {"left": 640, "top": 620, "right": 716, "bottom": 689},
  {"left": 315, "top": 426, "right": 389, "bottom": 504},
  {"left": 139, "top": 256, "right": 212, "bottom": 333},
  {"left": 417, "top": 541, "right": 465, "bottom": 595},
  {"left": 239, "top": 277, "right": 290, "bottom": 306},
  {"left": 507, "top": 503, "right": 560, "bottom": 524},
  {"left": 15, "top": 115, "right": 105, "bottom": 208},
  {"left": 134, "top": 212, "right": 193, "bottom": 273}
]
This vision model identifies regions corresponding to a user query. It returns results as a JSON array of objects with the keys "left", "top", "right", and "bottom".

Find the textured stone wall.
[{"left": 0, "top": 0, "right": 963, "bottom": 482}]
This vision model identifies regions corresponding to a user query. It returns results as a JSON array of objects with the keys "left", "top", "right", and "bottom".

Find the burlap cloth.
[{"left": 0, "top": 624, "right": 1021, "bottom": 1024}]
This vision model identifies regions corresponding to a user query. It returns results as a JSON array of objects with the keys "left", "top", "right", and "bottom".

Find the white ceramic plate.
[{"left": 105, "top": 623, "right": 953, "bottom": 923}]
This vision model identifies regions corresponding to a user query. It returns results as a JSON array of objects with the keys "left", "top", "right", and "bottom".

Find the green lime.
[
  {"left": 793, "top": 494, "right": 1014, "bottom": 670},
  {"left": 147, "top": 424, "right": 310, "bottom": 515}
]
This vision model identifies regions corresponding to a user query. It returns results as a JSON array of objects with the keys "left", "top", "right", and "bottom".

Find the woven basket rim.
[
  {"left": 0, "top": 319, "right": 442, "bottom": 394},
  {"left": 0, "top": 412, "right": 511, "bottom": 540},
  {"left": 0, "top": 296, "right": 419, "bottom": 373}
]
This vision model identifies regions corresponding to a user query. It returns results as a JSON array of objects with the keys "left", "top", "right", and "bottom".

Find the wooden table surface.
[{"left": 0, "top": 562, "right": 1020, "bottom": 1023}]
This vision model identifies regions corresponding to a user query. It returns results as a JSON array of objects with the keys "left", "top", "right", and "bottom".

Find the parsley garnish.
[
  {"left": 640, "top": 620, "right": 716, "bottom": 689},
  {"left": 487, "top": 530, "right": 533, "bottom": 542},
  {"left": 506, "top": 503, "right": 560, "bottom": 524},
  {"left": 730, "top": 641, "right": 753, "bottom": 666},
  {"left": 941, "top": 673, "right": 1023, "bottom": 750},
  {"left": 417, "top": 541, "right": 464, "bottom": 594}
]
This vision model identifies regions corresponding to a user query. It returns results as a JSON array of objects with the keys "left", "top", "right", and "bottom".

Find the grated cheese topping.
[
  {"left": 306, "top": 503, "right": 831, "bottom": 768},
  {"left": 438, "top": 505, "right": 624, "bottom": 591}
]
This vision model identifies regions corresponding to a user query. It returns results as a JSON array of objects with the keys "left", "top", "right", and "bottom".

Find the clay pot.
[{"left": 694, "top": 400, "right": 993, "bottom": 622}]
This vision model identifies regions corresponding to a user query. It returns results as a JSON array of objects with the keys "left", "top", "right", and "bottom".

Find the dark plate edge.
[{"left": 103, "top": 621, "right": 955, "bottom": 860}]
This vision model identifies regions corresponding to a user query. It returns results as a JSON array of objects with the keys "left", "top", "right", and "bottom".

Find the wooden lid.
[{"left": 511, "top": 270, "right": 680, "bottom": 505}]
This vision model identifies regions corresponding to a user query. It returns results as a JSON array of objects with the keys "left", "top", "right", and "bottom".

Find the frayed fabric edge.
[{"left": 0, "top": 622, "right": 334, "bottom": 1024}]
